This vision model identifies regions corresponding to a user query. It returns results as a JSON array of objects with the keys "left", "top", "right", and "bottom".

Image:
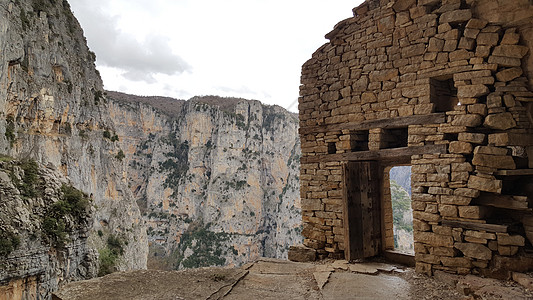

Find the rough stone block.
[
  {"left": 440, "top": 195, "right": 472, "bottom": 205},
  {"left": 501, "top": 29, "right": 520, "bottom": 45},
  {"left": 439, "top": 204, "right": 457, "bottom": 217},
  {"left": 451, "top": 114, "right": 483, "bottom": 127},
  {"left": 288, "top": 245, "right": 317, "bottom": 262},
  {"left": 457, "top": 85, "right": 489, "bottom": 98},
  {"left": 477, "top": 32, "right": 499, "bottom": 46},
  {"left": 458, "top": 133, "right": 485, "bottom": 144},
  {"left": 483, "top": 112, "right": 517, "bottom": 130},
  {"left": 466, "top": 18, "right": 488, "bottom": 29},
  {"left": 495, "top": 67, "right": 523, "bottom": 82},
  {"left": 454, "top": 188, "right": 480, "bottom": 198},
  {"left": 488, "top": 56, "right": 521, "bottom": 67},
  {"left": 458, "top": 206, "right": 488, "bottom": 219},
  {"left": 439, "top": 9, "right": 472, "bottom": 24},
  {"left": 497, "top": 233, "right": 525, "bottom": 246},
  {"left": 468, "top": 176, "right": 502, "bottom": 193},
  {"left": 454, "top": 242, "right": 492, "bottom": 260},
  {"left": 392, "top": 0, "right": 416, "bottom": 12},
  {"left": 488, "top": 133, "right": 533, "bottom": 146},
  {"left": 492, "top": 45, "right": 529, "bottom": 59},
  {"left": 449, "top": 141, "right": 473, "bottom": 154},
  {"left": 428, "top": 37, "right": 445, "bottom": 52},
  {"left": 416, "top": 232, "right": 454, "bottom": 247},
  {"left": 472, "top": 153, "right": 516, "bottom": 169}
]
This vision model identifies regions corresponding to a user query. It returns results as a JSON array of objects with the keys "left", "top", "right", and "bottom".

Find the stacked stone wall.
[{"left": 299, "top": 0, "right": 533, "bottom": 277}]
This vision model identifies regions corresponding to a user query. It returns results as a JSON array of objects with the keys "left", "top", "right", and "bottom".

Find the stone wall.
[{"left": 299, "top": 0, "right": 533, "bottom": 278}]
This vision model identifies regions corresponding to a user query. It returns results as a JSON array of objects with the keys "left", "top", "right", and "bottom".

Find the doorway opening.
[{"left": 388, "top": 166, "right": 414, "bottom": 255}]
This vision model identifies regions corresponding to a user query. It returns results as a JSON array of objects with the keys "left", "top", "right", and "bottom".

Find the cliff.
[
  {"left": 0, "top": 0, "right": 301, "bottom": 298},
  {"left": 106, "top": 92, "right": 302, "bottom": 269}
]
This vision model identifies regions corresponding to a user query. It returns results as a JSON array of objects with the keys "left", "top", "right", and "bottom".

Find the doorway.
[
  {"left": 388, "top": 166, "right": 414, "bottom": 255},
  {"left": 343, "top": 161, "right": 381, "bottom": 261}
]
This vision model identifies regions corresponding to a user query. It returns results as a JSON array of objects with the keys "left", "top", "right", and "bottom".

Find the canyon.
[{"left": 0, "top": 0, "right": 301, "bottom": 298}]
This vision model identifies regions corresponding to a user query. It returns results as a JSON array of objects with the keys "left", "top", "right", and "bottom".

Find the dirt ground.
[{"left": 54, "top": 258, "right": 533, "bottom": 300}]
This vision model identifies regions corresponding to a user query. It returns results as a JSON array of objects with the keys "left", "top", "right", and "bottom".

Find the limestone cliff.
[
  {"left": 106, "top": 92, "right": 302, "bottom": 269},
  {"left": 0, "top": 0, "right": 147, "bottom": 297},
  {"left": 0, "top": 0, "right": 301, "bottom": 297}
]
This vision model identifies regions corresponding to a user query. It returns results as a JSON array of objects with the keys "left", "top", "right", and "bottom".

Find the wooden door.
[{"left": 343, "top": 161, "right": 381, "bottom": 261}]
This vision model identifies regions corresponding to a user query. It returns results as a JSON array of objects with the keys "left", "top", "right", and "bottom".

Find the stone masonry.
[{"left": 298, "top": 0, "right": 533, "bottom": 278}]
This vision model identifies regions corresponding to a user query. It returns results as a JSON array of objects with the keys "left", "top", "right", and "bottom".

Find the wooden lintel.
[
  {"left": 441, "top": 220, "right": 508, "bottom": 233},
  {"left": 495, "top": 169, "right": 533, "bottom": 176},
  {"left": 299, "top": 113, "right": 446, "bottom": 135},
  {"left": 300, "top": 144, "right": 447, "bottom": 164},
  {"left": 473, "top": 193, "right": 530, "bottom": 211}
]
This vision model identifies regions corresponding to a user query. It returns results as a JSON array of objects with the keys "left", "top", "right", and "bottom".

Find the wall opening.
[
  {"left": 350, "top": 130, "right": 369, "bottom": 152},
  {"left": 430, "top": 77, "right": 458, "bottom": 111},
  {"left": 327, "top": 142, "right": 337, "bottom": 154},
  {"left": 389, "top": 166, "right": 414, "bottom": 255},
  {"left": 382, "top": 127, "right": 408, "bottom": 149}
]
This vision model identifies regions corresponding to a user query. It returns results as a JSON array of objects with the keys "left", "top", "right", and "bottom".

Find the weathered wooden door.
[{"left": 343, "top": 161, "right": 381, "bottom": 261}]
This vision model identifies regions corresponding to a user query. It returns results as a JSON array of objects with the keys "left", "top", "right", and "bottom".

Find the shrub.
[
  {"left": 98, "top": 248, "right": 118, "bottom": 276},
  {"left": 5, "top": 116, "right": 16, "bottom": 147},
  {"left": 115, "top": 150, "right": 125, "bottom": 161},
  {"left": 103, "top": 130, "right": 111, "bottom": 139},
  {"left": 0, "top": 231, "right": 20, "bottom": 256},
  {"left": 20, "top": 160, "right": 39, "bottom": 198}
]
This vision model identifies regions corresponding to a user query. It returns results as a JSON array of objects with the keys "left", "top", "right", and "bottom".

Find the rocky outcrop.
[
  {"left": 0, "top": 0, "right": 147, "bottom": 297},
  {"left": 0, "top": 158, "right": 96, "bottom": 299}
]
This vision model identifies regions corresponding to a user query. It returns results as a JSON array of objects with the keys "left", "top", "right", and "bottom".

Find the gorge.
[{"left": 0, "top": 0, "right": 301, "bottom": 298}]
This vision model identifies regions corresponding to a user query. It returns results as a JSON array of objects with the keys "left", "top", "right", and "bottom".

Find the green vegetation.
[
  {"left": 159, "top": 135, "right": 189, "bottom": 196},
  {"left": 19, "top": 160, "right": 40, "bottom": 198},
  {"left": 103, "top": 130, "right": 119, "bottom": 142},
  {"left": 20, "top": 9, "right": 30, "bottom": 31},
  {"left": 174, "top": 223, "right": 228, "bottom": 269},
  {"left": 390, "top": 180, "right": 413, "bottom": 234},
  {"left": 94, "top": 90, "right": 104, "bottom": 105},
  {"left": 115, "top": 150, "right": 125, "bottom": 161},
  {"left": 43, "top": 185, "right": 91, "bottom": 247},
  {"left": 98, "top": 234, "right": 124, "bottom": 276},
  {"left": 5, "top": 116, "right": 16, "bottom": 147},
  {"left": 0, "top": 231, "right": 20, "bottom": 257}
]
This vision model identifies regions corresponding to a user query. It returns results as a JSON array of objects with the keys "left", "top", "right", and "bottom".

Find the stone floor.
[{"left": 53, "top": 258, "right": 533, "bottom": 300}]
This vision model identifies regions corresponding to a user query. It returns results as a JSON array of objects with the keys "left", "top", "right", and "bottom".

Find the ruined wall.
[{"left": 299, "top": 0, "right": 533, "bottom": 278}]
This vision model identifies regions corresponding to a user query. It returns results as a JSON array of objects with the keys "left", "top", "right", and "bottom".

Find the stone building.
[{"left": 298, "top": 0, "right": 533, "bottom": 278}]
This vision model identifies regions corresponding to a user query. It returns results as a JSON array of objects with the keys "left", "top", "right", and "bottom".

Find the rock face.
[
  {"left": 0, "top": 0, "right": 148, "bottom": 297},
  {"left": 106, "top": 93, "right": 302, "bottom": 270},
  {"left": 0, "top": 159, "right": 96, "bottom": 299},
  {"left": 0, "top": 0, "right": 302, "bottom": 297}
]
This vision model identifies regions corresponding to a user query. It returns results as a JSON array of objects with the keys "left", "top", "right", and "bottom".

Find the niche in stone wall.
[
  {"left": 328, "top": 142, "right": 337, "bottom": 154},
  {"left": 430, "top": 77, "right": 458, "bottom": 112},
  {"left": 350, "top": 130, "right": 369, "bottom": 152},
  {"left": 381, "top": 127, "right": 408, "bottom": 149}
]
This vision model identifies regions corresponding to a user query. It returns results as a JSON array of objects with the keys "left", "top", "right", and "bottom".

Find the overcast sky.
[{"left": 69, "top": 0, "right": 363, "bottom": 112}]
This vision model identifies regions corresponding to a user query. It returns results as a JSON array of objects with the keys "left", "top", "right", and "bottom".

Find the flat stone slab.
[
  {"left": 322, "top": 272, "right": 411, "bottom": 300},
  {"left": 348, "top": 263, "right": 379, "bottom": 275},
  {"left": 313, "top": 271, "right": 331, "bottom": 289}
]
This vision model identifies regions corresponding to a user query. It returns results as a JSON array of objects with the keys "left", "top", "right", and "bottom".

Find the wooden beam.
[
  {"left": 299, "top": 113, "right": 446, "bottom": 135},
  {"left": 495, "top": 169, "right": 533, "bottom": 176},
  {"left": 300, "top": 144, "right": 447, "bottom": 164},
  {"left": 441, "top": 220, "right": 508, "bottom": 233},
  {"left": 473, "top": 193, "right": 530, "bottom": 211}
]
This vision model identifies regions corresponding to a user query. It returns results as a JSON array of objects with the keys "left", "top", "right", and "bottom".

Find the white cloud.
[{"left": 69, "top": 0, "right": 363, "bottom": 111}]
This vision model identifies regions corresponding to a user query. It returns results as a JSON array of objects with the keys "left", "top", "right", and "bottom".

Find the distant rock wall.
[{"left": 107, "top": 93, "right": 302, "bottom": 269}]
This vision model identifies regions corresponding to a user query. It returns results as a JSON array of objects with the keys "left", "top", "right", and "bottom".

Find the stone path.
[{"left": 53, "top": 258, "right": 533, "bottom": 300}]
